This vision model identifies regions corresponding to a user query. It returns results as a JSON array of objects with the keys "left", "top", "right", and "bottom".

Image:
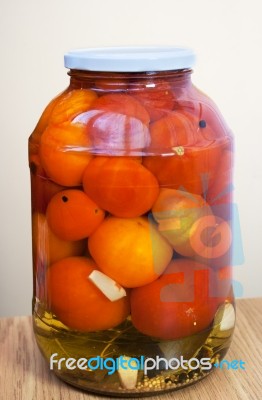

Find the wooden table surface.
[{"left": 0, "top": 298, "right": 261, "bottom": 400}]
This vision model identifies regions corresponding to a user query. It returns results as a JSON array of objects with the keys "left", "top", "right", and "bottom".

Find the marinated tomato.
[
  {"left": 131, "top": 259, "right": 231, "bottom": 340},
  {"left": 47, "top": 257, "right": 130, "bottom": 332},
  {"left": 143, "top": 110, "right": 224, "bottom": 195}
]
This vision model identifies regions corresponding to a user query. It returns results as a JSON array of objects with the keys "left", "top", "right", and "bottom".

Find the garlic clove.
[
  {"left": 117, "top": 356, "right": 138, "bottom": 389},
  {"left": 220, "top": 303, "right": 236, "bottom": 331},
  {"left": 88, "top": 270, "right": 126, "bottom": 301}
]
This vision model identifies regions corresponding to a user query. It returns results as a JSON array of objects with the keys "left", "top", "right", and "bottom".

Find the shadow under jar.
[{"left": 29, "top": 47, "right": 235, "bottom": 396}]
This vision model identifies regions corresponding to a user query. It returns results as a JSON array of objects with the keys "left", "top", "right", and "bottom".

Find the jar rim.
[{"left": 64, "top": 46, "right": 196, "bottom": 72}]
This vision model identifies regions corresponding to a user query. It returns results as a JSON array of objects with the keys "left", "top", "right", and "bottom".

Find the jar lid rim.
[{"left": 64, "top": 46, "right": 196, "bottom": 72}]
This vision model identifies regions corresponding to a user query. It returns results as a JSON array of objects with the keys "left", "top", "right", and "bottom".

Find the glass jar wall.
[{"left": 29, "top": 47, "right": 235, "bottom": 396}]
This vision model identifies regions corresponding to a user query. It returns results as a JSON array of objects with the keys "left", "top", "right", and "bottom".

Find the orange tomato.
[
  {"left": 130, "top": 259, "right": 231, "bottom": 340},
  {"left": 88, "top": 216, "right": 173, "bottom": 288},
  {"left": 47, "top": 257, "right": 130, "bottom": 331},
  {"left": 40, "top": 122, "right": 92, "bottom": 186},
  {"left": 48, "top": 89, "right": 97, "bottom": 124},
  {"left": 83, "top": 156, "right": 159, "bottom": 218},
  {"left": 46, "top": 189, "right": 105, "bottom": 241},
  {"left": 30, "top": 90, "right": 68, "bottom": 142},
  {"left": 129, "top": 79, "right": 175, "bottom": 122}
]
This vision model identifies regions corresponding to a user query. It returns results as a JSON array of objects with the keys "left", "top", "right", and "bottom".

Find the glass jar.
[{"left": 29, "top": 47, "right": 235, "bottom": 396}]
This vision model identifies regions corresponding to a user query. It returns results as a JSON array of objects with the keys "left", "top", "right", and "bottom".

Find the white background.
[{"left": 0, "top": 0, "right": 261, "bottom": 317}]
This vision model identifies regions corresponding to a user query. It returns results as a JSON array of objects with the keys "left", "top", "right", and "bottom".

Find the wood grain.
[{"left": 0, "top": 298, "right": 261, "bottom": 400}]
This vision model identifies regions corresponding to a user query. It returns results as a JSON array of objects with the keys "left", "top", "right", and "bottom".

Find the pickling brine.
[{"left": 29, "top": 47, "right": 235, "bottom": 396}]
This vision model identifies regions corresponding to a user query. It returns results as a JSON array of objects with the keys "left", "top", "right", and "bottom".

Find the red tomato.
[
  {"left": 143, "top": 111, "right": 226, "bottom": 195},
  {"left": 130, "top": 259, "right": 231, "bottom": 340},
  {"left": 129, "top": 79, "right": 175, "bottom": 122},
  {"left": 176, "top": 89, "right": 230, "bottom": 140},
  {"left": 143, "top": 148, "right": 222, "bottom": 195}
]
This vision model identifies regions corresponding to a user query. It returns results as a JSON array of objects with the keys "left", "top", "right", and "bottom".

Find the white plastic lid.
[{"left": 64, "top": 46, "right": 196, "bottom": 72}]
